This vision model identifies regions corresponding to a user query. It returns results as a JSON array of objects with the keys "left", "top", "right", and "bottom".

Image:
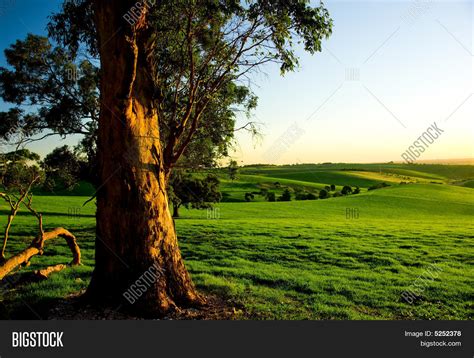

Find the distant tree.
[
  {"left": 168, "top": 172, "right": 221, "bottom": 218},
  {"left": 319, "top": 189, "right": 329, "bottom": 199},
  {"left": 330, "top": 184, "right": 336, "bottom": 191},
  {"left": 244, "top": 192, "right": 255, "bottom": 202},
  {"left": 295, "top": 191, "right": 306, "bottom": 200},
  {"left": 353, "top": 186, "right": 361, "bottom": 194},
  {"left": 0, "top": 149, "right": 41, "bottom": 191},
  {"left": 0, "top": 149, "right": 40, "bottom": 164},
  {"left": 274, "top": 182, "right": 281, "bottom": 188},
  {"left": 332, "top": 191, "right": 342, "bottom": 197},
  {"left": 266, "top": 192, "right": 276, "bottom": 202},
  {"left": 259, "top": 188, "right": 269, "bottom": 197},
  {"left": 0, "top": 148, "right": 81, "bottom": 275},
  {"left": 278, "top": 188, "right": 292, "bottom": 201},
  {"left": 0, "top": 149, "right": 44, "bottom": 260},
  {"left": 42, "top": 145, "right": 84, "bottom": 191},
  {"left": 341, "top": 185, "right": 352, "bottom": 195},
  {"left": 228, "top": 160, "right": 239, "bottom": 181},
  {"left": 368, "top": 182, "right": 390, "bottom": 191},
  {"left": 295, "top": 191, "right": 317, "bottom": 200},
  {"left": 324, "top": 185, "right": 331, "bottom": 192}
]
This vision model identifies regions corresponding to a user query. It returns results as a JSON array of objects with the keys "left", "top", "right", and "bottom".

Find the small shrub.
[
  {"left": 266, "top": 192, "right": 276, "bottom": 202},
  {"left": 278, "top": 188, "right": 292, "bottom": 201},
  {"left": 368, "top": 182, "right": 390, "bottom": 191},
  {"left": 341, "top": 185, "right": 352, "bottom": 195},
  {"left": 244, "top": 192, "right": 255, "bottom": 202},
  {"left": 319, "top": 189, "right": 329, "bottom": 199},
  {"left": 295, "top": 192, "right": 317, "bottom": 200}
]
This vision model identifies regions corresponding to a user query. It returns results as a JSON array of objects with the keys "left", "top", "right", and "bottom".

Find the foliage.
[
  {"left": 244, "top": 192, "right": 255, "bottom": 202},
  {"left": 0, "top": 34, "right": 99, "bottom": 146},
  {"left": 319, "top": 189, "right": 329, "bottom": 199},
  {"left": 278, "top": 188, "right": 292, "bottom": 201},
  {"left": 0, "top": 148, "right": 44, "bottom": 260},
  {"left": 295, "top": 191, "right": 317, "bottom": 200},
  {"left": 368, "top": 182, "right": 391, "bottom": 191},
  {"left": 228, "top": 160, "right": 239, "bottom": 181},
  {"left": 45, "top": 0, "right": 332, "bottom": 173},
  {"left": 1, "top": 149, "right": 43, "bottom": 191},
  {"left": 341, "top": 185, "right": 352, "bottom": 195},
  {"left": 168, "top": 171, "right": 222, "bottom": 217},
  {"left": 42, "top": 145, "right": 85, "bottom": 191},
  {"left": 266, "top": 192, "right": 276, "bottom": 202}
]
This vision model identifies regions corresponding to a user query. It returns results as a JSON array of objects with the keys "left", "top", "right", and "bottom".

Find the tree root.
[{"left": 0, "top": 227, "right": 81, "bottom": 281}]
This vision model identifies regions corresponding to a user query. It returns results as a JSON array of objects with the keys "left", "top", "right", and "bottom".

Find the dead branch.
[
  {"left": 0, "top": 175, "right": 41, "bottom": 259},
  {"left": 34, "top": 264, "right": 67, "bottom": 279},
  {"left": 0, "top": 227, "right": 81, "bottom": 281}
]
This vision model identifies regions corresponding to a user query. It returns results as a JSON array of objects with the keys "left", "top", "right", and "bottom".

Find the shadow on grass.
[{"left": 0, "top": 268, "right": 93, "bottom": 320}]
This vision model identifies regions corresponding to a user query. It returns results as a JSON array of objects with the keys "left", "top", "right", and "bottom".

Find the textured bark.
[
  {"left": 87, "top": 0, "right": 203, "bottom": 315},
  {"left": 0, "top": 227, "right": 81, "bottom": 280}
]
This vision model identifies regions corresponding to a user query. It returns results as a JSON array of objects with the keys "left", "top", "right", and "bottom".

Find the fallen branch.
[
  {"left": 34, "top": 264, "right": 68, "bottom": 279},
  {"left": 0, "top": 227, "right": 81, "bottom": 281}
]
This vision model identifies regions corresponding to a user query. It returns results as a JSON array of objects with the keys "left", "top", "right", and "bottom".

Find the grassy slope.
[
  {"left": 177, "top": 184, "right": 473, "bottom": 319},
  {"left": 1, "top": 180, "right": 473, "bottom": 320},
  {"left": 241, "top": 163, "right": 474, "bottom": 182},
  {"left": 219, "top": 163, "right": 474, "bottom": 202}
]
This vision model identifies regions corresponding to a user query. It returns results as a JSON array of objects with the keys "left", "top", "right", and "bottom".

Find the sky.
[{"left": 0, "top": 0, "right": 472, "bottom": 165}]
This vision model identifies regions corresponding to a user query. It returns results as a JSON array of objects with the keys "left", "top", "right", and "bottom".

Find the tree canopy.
[
  {"left": 168, "top": 171, "right": 222, "bottom": 217},
  {"left": 44, "top": 0, "right": 332, "bottom": 173}
]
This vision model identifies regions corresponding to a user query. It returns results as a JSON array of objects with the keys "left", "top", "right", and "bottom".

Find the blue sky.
[{"left": 0, "top": 0, "right": 472, "bottom": 164}]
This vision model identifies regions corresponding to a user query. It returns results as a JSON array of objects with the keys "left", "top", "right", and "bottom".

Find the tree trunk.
[
  {"left": 87, "top": 0, "right": 202, "bottom": 315},
  {"left": 173, "top": 205, "right": 180, "bottom": 218}
]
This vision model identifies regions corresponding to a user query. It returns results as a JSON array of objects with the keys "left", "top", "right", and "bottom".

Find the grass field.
[{"left": 1, "top": 163, "right": 473, "bottom": 319}]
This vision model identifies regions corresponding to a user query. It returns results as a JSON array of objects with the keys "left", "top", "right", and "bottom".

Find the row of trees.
[
  {"left": 1, "top": 145, "right": 91, "bottom": 193},
  {"left": 244, "top": 184, "right": 361, "bottom": 202}
]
